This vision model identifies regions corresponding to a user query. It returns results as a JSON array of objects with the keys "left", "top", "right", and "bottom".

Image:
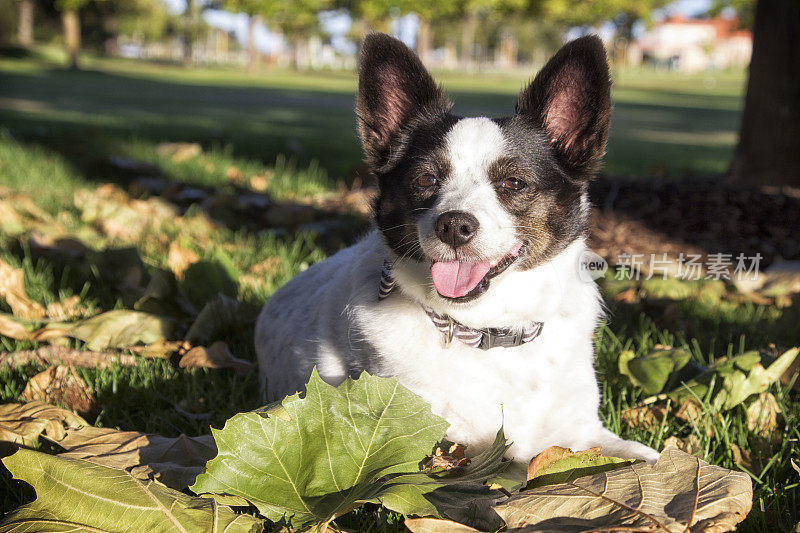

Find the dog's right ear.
[{"left": 357, "top": 33, "right": 450, "bottom": 170}]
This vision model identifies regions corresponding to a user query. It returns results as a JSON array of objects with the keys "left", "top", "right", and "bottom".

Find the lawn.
[{"left": 0, "top": 48, "right": 797, "bottom": 532}]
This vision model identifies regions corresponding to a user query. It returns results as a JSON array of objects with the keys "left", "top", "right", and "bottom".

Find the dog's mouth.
[{"left": 430, "top": 241, "right": 523, "bottom": 302}]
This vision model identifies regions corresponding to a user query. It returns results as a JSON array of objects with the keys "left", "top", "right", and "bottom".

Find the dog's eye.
[
  {"left": 500, "top": 177, "right": 526, "bottom": 191},
  {"left": 414, "top": 174, "right": 438, "bottom": 188}
]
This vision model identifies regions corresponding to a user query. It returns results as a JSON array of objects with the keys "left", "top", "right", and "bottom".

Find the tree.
[
  {"left": 260, "top": 0, "right": 331, "bottom": 70},
  {"left": 55, "top": 0, "right": 104, "bottom": 69},
  {"left": 223, "top": 0, "right": 265, "bottom": 72},
  {"left": 17, "top": 0, "right": 34, "bottom": 46},
  {"left": 730, "top": 0, "right": 800, "bottom": 187}
]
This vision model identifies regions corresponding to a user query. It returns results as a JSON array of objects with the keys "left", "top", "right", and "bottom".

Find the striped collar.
[{"left": 379, "top": 261, "right": 544, "bottom": 350}]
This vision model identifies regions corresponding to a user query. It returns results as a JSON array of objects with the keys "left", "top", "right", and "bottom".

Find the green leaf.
[
  {"left": 524, "top": 446, "right": 636, "bottom": 489},
  {"left": 69, "top": 309, "right": 173, "bottom": 351},
  {"left": 0, "top": 448, "right": 263, "bottom": 533},
  {"left": 618, "top": 347, "right": 693, "bottom": 394},
  {"left": 181, "top": 250, "right": 239, "bottom": 308},
  {"left": 192, "top": 369, "right": 453, "bottom": 528}
]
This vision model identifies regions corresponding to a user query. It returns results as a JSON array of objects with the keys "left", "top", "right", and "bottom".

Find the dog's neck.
[{"left": 383, "top": 236, "right": 598, "bottom": 331}]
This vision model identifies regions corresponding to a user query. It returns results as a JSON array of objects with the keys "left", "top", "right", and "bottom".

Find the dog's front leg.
[{"left": 591, "top": 428, "right": 660, "bottom": 463}]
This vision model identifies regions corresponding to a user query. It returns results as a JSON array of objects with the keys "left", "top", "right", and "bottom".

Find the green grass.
[{"left": 0, "top": 49, "right": 797, "bottom": 531}]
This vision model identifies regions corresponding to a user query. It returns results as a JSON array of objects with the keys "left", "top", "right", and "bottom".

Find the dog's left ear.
[
  {"left": 357, "top": 33, "right": 451, "bottom": 170},
  {"left": 516, "top": 35, "right": 611, "bottom": 179}
]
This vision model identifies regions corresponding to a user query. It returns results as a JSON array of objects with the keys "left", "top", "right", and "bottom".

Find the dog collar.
[{"left": 379, "top": 261, "right": 544, "bottom": 350}]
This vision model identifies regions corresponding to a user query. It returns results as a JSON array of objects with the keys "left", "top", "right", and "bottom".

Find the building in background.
[{"left": 629, "top": 16, "right": 751, "bottom": 72}]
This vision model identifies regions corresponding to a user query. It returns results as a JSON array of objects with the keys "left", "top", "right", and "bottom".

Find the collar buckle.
[{"left": 480, "top": 329, "right": 523, "bottom": 350}]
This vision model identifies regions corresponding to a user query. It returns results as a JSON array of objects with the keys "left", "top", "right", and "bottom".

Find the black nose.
[{"left": 435, "top": 211, "right": 479, "bottom": 248}]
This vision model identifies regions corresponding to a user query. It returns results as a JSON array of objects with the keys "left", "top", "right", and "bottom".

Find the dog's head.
[{"left": 357, "top": 33, "right": 610, "bottom": 304}]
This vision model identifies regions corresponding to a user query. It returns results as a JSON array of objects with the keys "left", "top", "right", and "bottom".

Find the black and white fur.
[{"left": 255, "top": 33, "right": 659, "bottom": 463}]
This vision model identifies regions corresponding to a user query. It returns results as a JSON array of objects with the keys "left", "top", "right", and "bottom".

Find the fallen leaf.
[
  {"left": 226, "top": 166, "right": 244, "bottom": 183},
  {"left": 618, "top": 347, "right": 694, "bottom": 395},
  {"left": 181, "top": 250, "right": 240, "bottom": 308},
  {"left": 250, "top": 174, "right": 269, "bottom": 191},
  {"left": 0, "top": 313, "right": 68, "bottom": 342},
  {"left": 133, "top": 269, "right": 196, "bottom": 318},
  {"left": 21, "top": 366, "right": 98, "bottom": 417},
  {"left": 621, "top": 404, "right": 668, "bottom": 431},
  {"left": 663, "top": 434, "right": 703, "bottom": 456},
  {"left": 185, "top": 293, "right": 256, "bottom": 345},
  {"left": 496, "top": 448, "right": 752, "bottom": 532},
  {"left": 156, "top": 142, "right": 202, "bottom": 163},
  {"left": 0, "top": 346, "right": 138, "bottom": 369},
  {"left": 248, "top": 256, "right": 284, "bottom": 276},
  {"left": 58, "top": 425, "right": 216, "bottom": 490},
  {"left": 0, "top": 448, "right": 264, "bottom": 532},
  {"left": 45, "top": 295, "right": 82, "bottom": 320},
  {"left": 746, "top": 393, "right": 782, "bottom": 438},
  {"left": 730, "top": 443, "right": 758, "bottom": 471},
  {"left": 69, "top": 309, "right": 173, "bottom": 351},
  {"left": 425, "top": 443, "right": 470, "bottom": 471},
  {"left": 405, "top": 518, "right": 480, "bottom": 532},
  {"left": 192, "top": 370, "right": 507, "bottom": 529},
  {"left": 0, "top": 402, "right": 87, "bottom": 446},
  {"left": 168, "top": 241, "right": 199, "bottom": 280},
  {"left": 675, "top": 398, "right": 717, "bottom": 437},
  {"left": 525, "top": 446, "right": 635, "bottom": 488},
  {"left": 0, "top": 259, "right": 45, "bottom": 319},
  {"left": 179, "top": 341, "right": 254, "bottom": 374}
]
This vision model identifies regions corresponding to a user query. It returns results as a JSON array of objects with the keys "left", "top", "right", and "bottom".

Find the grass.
[{"left": 0, "top": 48, "right": 797, "bottom": 531}]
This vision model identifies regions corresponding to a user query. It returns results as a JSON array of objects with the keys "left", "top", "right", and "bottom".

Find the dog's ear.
[
  {"left": 516, "top": 35, "right": 611, "bottom": 179},
  {"left": 357, "top": 32, "right": 450, "bottom": 169}
]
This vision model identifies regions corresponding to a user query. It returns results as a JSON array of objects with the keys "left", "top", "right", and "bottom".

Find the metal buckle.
[{"left": 479, "top": 329, "right": 523, "bottom": 350}]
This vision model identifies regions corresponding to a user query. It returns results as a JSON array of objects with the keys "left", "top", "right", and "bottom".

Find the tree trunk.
[
  {"left": 182, "top": 0, "right": 195, "bottom": 64},
  {"left": 292, "top": 35, "right": 308, "bottom": 71},
  {"left": 460, "top": 11, "right": 476, "bottom": 70},
  {"left": 416, "top": 17, "right": 433, "bottom": 65},
  {"left": 62, "top": 9, "right": 81, "bottom": 70},
  {"left": 17, "top": 0, "right": 34, "bottom": 46},
  {"left": 247, "top": 15, "right": 259, "bottom": 72},
  {"left": 730, "top": 0, "right": 800, "bottom": 187}
]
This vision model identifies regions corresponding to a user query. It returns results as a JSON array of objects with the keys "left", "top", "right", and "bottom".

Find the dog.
[{"left": 255, "top": 32, "right": 659, "bottom": 463}]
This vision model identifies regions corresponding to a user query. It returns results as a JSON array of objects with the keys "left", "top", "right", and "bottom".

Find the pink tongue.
[{"left": 431, "top": 260, "right": 492, "bottom": 298}]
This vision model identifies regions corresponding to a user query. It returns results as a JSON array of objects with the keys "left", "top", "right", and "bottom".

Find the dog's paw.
[{"left": 593, "top": 429, "right": 660, "bottom": 464}]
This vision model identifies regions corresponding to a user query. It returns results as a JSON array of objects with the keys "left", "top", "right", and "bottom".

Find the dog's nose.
[{"left": 435, "top": 211, "right": 479, "bottom": 248}]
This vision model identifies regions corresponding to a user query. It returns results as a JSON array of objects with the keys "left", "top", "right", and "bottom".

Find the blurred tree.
[
  {"left": 17, "top": 0, "right": 34, "bottom": 45},
  {"left": 410, "top": 0, "right": 459, "bottom": 64},
  {"left": 55, "top": 0, "right": 106, "bottom": 69},
  {"left": 541, "top": 0, "right": 670, "bottom": 64},
  {"left": 259, "top": 0, "right": 331, "bottom": 70},
  {"left": 709, "top": 0, "right": 755, "bottom": 28},
  {"left": 730, "top": 0, "right": 799, "bottom": 186},
  {"left": 222, "top": 0, "right": 264, "bottom": 71},
  {"left": 111, "top": 0, "right": 170, "bottom": 43},
  {"left": 457, "top": 0, "right": 528, "bottom": 68}
]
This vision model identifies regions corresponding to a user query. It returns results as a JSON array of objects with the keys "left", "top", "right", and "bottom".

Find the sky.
[{"left": 160, "top": 0, "right": 714, "bottom": 55}]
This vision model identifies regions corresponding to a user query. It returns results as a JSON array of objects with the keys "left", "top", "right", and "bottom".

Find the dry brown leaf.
[
  {"left": 614, "top": 286, "right": 639, "bottom": 303},
  {"left": 226, "top": 166, "right": 244, "bottom": 183},
  {"left": 0, "top": 346, "right": 138, "bottom": 369},
  {"left": 730, "top": 443, "right": 758, "bottom": 471},
  {"left": 168, "top": 241, "right": 199, "bottom": 280},
  {"left": 248, "top": 256, "right": 284, "bottom": 276},
  {"left": 526, "top": 446, "right": 593, "bottom": 482},
  {"left": 58, "top": 425, "right": 216, "bottom": 489},
  {"left": 746, "top": 393, "right": 782, "bottom": 437},
  {"left": 663, "top": 434, "right": 703, "bottom": 456},
  {"left": 425, "top": 443, "right": 470, "bottom": 471},
  {"left": 178, "top": 341, "right": 254, "bottom": 374},
  {"left": 249, "top": 174, "right": 269, "bottom": 192},
  {"left": 405, "top": 518, "right": 480, "bottom": 533},
  {"left": 45, "top": 295, "right": 82, "bottom": 320},
  {"left": 0, "top": 401, "right": 87, "bottom": 446},
  {"left": 676, "top": 398, "right": 717, "bottom": 437},
  {"left": 495, "top": 448, "right": 752, "bottom": 532},
  {"left": 21, "top": 366, "right": 98, "bottom": 417},
  {"left": 0, "top": 314, "right": 70, "bottom": 342},
  {"left": 621, "top": 404, "right": 668, "bottom": 431},
  {"left": 0, "top": 259, "right": 45, "bottom": 319}
]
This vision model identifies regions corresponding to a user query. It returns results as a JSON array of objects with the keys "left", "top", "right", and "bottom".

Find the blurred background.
[{"left": 0, "top": 2, "right": 799, "bottom": 530}]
